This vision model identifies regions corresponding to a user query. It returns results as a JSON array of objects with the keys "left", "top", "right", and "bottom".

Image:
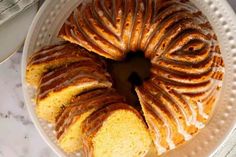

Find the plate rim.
[{"left": 21, "top": 1, "right": 69, "bottom": 156}]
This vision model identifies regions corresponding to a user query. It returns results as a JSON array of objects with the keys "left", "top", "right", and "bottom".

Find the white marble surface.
[
  {"left": 0, "top": 52, "right": 57, "bottom": 157},
  {"left": 0, "top": 1, "right": 235, "bottom": 157}
]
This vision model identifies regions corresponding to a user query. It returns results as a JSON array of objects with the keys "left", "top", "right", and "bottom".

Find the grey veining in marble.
[{"left": 0, "top": 53, "right": 57, "bottom": 157}]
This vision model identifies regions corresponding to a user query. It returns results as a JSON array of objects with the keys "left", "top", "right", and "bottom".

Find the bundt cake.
[
  {"left": 57, "top": 0, "right": 224, "bottom": 155},
  {"left": 25, "top": 0, "right": 225, "bottom": 156},
  {"left": 55, "top": 88, "right": 125, "bottom": 152},
  {"left": 26, "top": 43, "right": 106, "bottom": 87},
  {"left": 82, "top": 103, "right": 153, "bottom": 157},
  {"left": 36, "top": 60, "right": 112, "bottom": 122}
]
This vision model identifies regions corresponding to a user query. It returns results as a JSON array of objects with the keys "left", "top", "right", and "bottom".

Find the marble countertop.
[
  {"left": 0, "top": 1, "right": 235, "bottom": 157},
  {"left": 0, "top": 52, "right": 57, "bottom": 157}
]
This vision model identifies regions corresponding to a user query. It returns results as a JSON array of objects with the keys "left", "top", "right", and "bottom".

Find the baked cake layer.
[
  {"left": 82, "top": 103, "right": 153, "bottom": 157},
  {"left": 55, "top": 88, "right": 125, "bottom": 152},
  {"left": 36, "top": 61, "right": 112, "bottom": 123}
]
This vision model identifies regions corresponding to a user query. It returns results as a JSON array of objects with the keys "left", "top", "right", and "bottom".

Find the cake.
[
  {"left": 58, "top": 0, "right": 224, "bottom": 155},
  {"left": 55, "top": 88, "right": 125, "bottom": 152},
  {"left": 36, "top": 60, "right": 112, "bottom": 122},
  {"left": 82, "top": 103, "right": 153, "bottom": 157},
  {"left": 25, "top": 0, "right": 225, "bottom": 156},
  {"left": 26, "top": 43, "right": 106, "bottom": 87}
]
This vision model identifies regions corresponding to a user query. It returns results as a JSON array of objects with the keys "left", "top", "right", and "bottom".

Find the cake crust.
[
  {"left": 26, "top": 43, "right": 106, "bottom": 87},
  {"left": 36, "top": 59, "right": 112, "bottom": 123}
]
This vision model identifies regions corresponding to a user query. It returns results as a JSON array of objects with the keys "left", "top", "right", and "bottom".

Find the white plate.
[
  {"left": 0, "top": 3, "right": 38, "bottom": 64},
  {"left": 21, "top": 0, "right": 236, "bottom": 157}
]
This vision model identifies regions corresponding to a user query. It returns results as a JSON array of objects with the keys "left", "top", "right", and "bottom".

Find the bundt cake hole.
[
  {"left": 107, "top": 51, "right": 151, "bottom": 110},
  {"left": 128, "top": 72, "right": 143, "bottom": 86}
]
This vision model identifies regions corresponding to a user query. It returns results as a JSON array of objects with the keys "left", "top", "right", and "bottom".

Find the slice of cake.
[
  {"left": 36, "top": 61, "right": 112, "bottom": 123},
  {"left": 82, "top": 103, "right": 153, "bottom": 157},
  {"left": 136, "top": 79, "right": 199, "bottom": 155},
  {"left": 55, "top": 88, "right": 125, "bottom": 153},
  {"left": 26, "top": 43, "right": 105, "bottom": 87}
]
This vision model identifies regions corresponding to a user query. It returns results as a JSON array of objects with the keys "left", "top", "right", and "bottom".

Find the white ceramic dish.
[
  {"left": 0, "top": 2, "right": 38, "bottom": 64},
  {"left": 22, "top": 0, "right": 236, "bottom": 157}
]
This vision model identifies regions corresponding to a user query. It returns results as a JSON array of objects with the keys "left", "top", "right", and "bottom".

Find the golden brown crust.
[
  {"left": 136, "top": 67, "right": 223, "bottom": 154},
  {"left": 59, "top": 0, "right": 217, "bottom": 60},
  {"left": 26, "top": 43, "right": 107, "bottom": 87},
  {"left": 27, "top": 43, "right": 105, "bottom": 67},
  {"left": 37, "top": 61, "right": 112, "bottom": 101},
  {"left": 59, "top": 3, "right": 123, "bottom": 60}
]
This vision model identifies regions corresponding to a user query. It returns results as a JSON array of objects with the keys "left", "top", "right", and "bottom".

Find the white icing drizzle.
[
  {"left": 185, "top": 97, "right": 205, "bottom": 129},
  {"left": 218, "top": 80, "right": 223, "bottom": 88},
  {"left": 140, "top": 89, "right": 177, "bottom": 151},
  {"left": 34, "top": 52, "right": 90, "bottom": 63},
  {"left": 163, "top": 99, "right": 192, "bottom": 141},
  {"left": 170, "top": 93, "right": 193, "bottom": 127},
  {"left": 195, "top": 121, "right": 205, "bottom": 129},
  {"left": 35, "top": 51, "right": 65, "bottom": 62},
  {"left": 32, "top": 44, "right": 66, "bottom": 57},
  {"left": 41, "top": 72, "right": 68, "bottom": 86},
  {"left": 212, "top": 66, "right": 225, "bottom": 73},
  {"left": 213, "top": 52, "right": 223, "bottom": 57},
  {"left": 166, "top": 132, "right": 176, "bottom": 149},
  {"left": 39, "top": 71, "right": 103, "bottom": 97},
  {"left": 40, "top": 65, "right": 100, "bottom": 87},
  {"left": 151, "top": 103, "right": 175, "bottom": 149},
  {"left": 98, "top": 10, "right": 104, "bottom": 16},
  {"left": 57, "top": 109, "right": 75, "bottom": 135},
  {"left": 179, "top": 106, "right": 192, "bottom": 127},
  {"left": 197, "top": 101, "right": 209, "bottom": 119},
  {"left": 140, "top": 2, "right": 144, "bottom": 11},
  {"left": 148, "top": 119, "right": 167, "bottom": 154},
  {"left": 179, "top": 125, "right": 192, "bottom": 141},
  {"left": 155, "top": 145, "right": 166, "bottom": 156}
]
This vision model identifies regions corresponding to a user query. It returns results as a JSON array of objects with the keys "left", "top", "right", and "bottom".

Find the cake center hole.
[
  {"left": 107, "top": 51, "right": 151, "bottom": 110},
  {"left": 128, "top": 72, "right": 143, "bottom": 86}
]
